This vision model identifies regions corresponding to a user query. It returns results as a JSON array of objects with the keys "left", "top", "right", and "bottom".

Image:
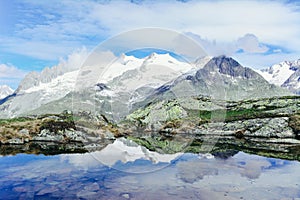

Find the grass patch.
[{"left": 0, "top": 117, "right": 34, "bottom": 125}]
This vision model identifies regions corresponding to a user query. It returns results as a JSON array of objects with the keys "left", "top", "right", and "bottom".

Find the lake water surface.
[{"left": 0, "top": 139, "right": 300, "bottom": 200}]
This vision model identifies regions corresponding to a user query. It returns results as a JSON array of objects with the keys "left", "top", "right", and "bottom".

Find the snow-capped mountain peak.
[
  {"left": 258, "top": 59, "right": 300, "bottom": 86},
  {"left": 141, "top": 53, "right": 194, "bottom": 73},
  {"left": 100, "top": 54, "right": 144, "bottom": 83},
  {"left": 258, "top": 59, "right": 300, "bottom": 95},
  {"left": 0, "top": 52, "right": 197, "bottom": 118},
  {"left": 282, "top": 68, "right": 300, "bottom": 94},
  {"left": 107, "top": 53, "right": 197, "bottom": 93},
  {"left": 0, "top": 85, "right": 14, "bottom": 99}
]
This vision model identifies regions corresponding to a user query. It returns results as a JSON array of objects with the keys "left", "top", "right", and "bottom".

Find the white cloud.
[
  {"left": 186, "top": 32, "right": 268, "bottom": 54},
  {"left": 237, "top": 34, "right": 269, "bottom": 53},
  {"left": 0, "top": 64, "right": 27, "bottom": 79},
  {"left": 185, "top": 32, "right": 237, "bottom": 56},
  {"left": 86, "top": 0, "right": 300, "bottom": 50},
  {"left": 0, "top": 36, "right": 81, "bottom": 60},
  {"left": 1, "top": 0, "right": 300, "bottom": 67},
  {"left": 0, "top": 64, "right": 28, "bottom": 89},
  {"left": 185, "top": 32, "right": 300, "bottom": 68}
]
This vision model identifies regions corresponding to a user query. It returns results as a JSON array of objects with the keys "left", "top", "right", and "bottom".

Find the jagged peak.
[
  {"left": 201, "top": 55, "right": 260, "bottom": 79},
  {"left": 16, "top": 49, "right": 89, "bottom": 92},
  {"left": 210, "top": 55, "right": 240, "bottom": 68}
]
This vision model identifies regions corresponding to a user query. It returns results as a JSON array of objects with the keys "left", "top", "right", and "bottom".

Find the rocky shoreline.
[
  {"left": 0, "top": 96, "right": 299, "bottom": 159},
  {"left": 1, "top": 113, "right": 299, "bottom": 146}
]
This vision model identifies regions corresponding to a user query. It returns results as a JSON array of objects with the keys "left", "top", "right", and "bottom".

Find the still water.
[{"left": 0, "top": 138, "right": 300, "bottom": 200}]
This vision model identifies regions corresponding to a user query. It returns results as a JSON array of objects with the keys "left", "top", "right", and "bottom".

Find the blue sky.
[{"left": 1, "top": 0, "right": 300, "bottom": 89}]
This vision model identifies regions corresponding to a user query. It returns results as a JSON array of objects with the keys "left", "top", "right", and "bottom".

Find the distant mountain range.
[
  {"left": 0, "top": 53, "right": 296, "bottom": 119},
  {"left": 257, "top": 59, "right": 300, "bottom": 94}
]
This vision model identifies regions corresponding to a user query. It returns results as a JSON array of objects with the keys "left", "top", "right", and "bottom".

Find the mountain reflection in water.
[{"left": 0, "top": 138, "right": 299, "bottom": 200}]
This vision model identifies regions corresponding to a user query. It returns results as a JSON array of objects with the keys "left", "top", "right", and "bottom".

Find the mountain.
[
  {"left": 0, "top": 85, "right": 14, "bottom": 99},
  {"left": 104, "top": 53, "right": 199, "bottom": 118},
  {"left": 0, "top": 53, "right": 205, "bottom": 118},
  {"left": 0, "top": 70, "right": 79, "bottom": 118},
  {"left": 106, "top": 53, "right": 194, "bottom": 92},
  {"left": 0, "top": 53, "right": 292, "bottom": 120},
  {"left": 258, "top": 59, "right": 300, "bottom": 94},
  {"left": 282, "top": 69, "right": 300, "bottom": 95},
  {"left": 135, "top": 56, "right": 291, "bottom": 109},
  {"left": 26, "top": 54, "right": 210, "bottom": 121}
]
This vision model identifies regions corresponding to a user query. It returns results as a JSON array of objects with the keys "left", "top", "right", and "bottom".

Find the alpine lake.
[{"left": 0, "top": 135, "right": 300, "bottom": 200}]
